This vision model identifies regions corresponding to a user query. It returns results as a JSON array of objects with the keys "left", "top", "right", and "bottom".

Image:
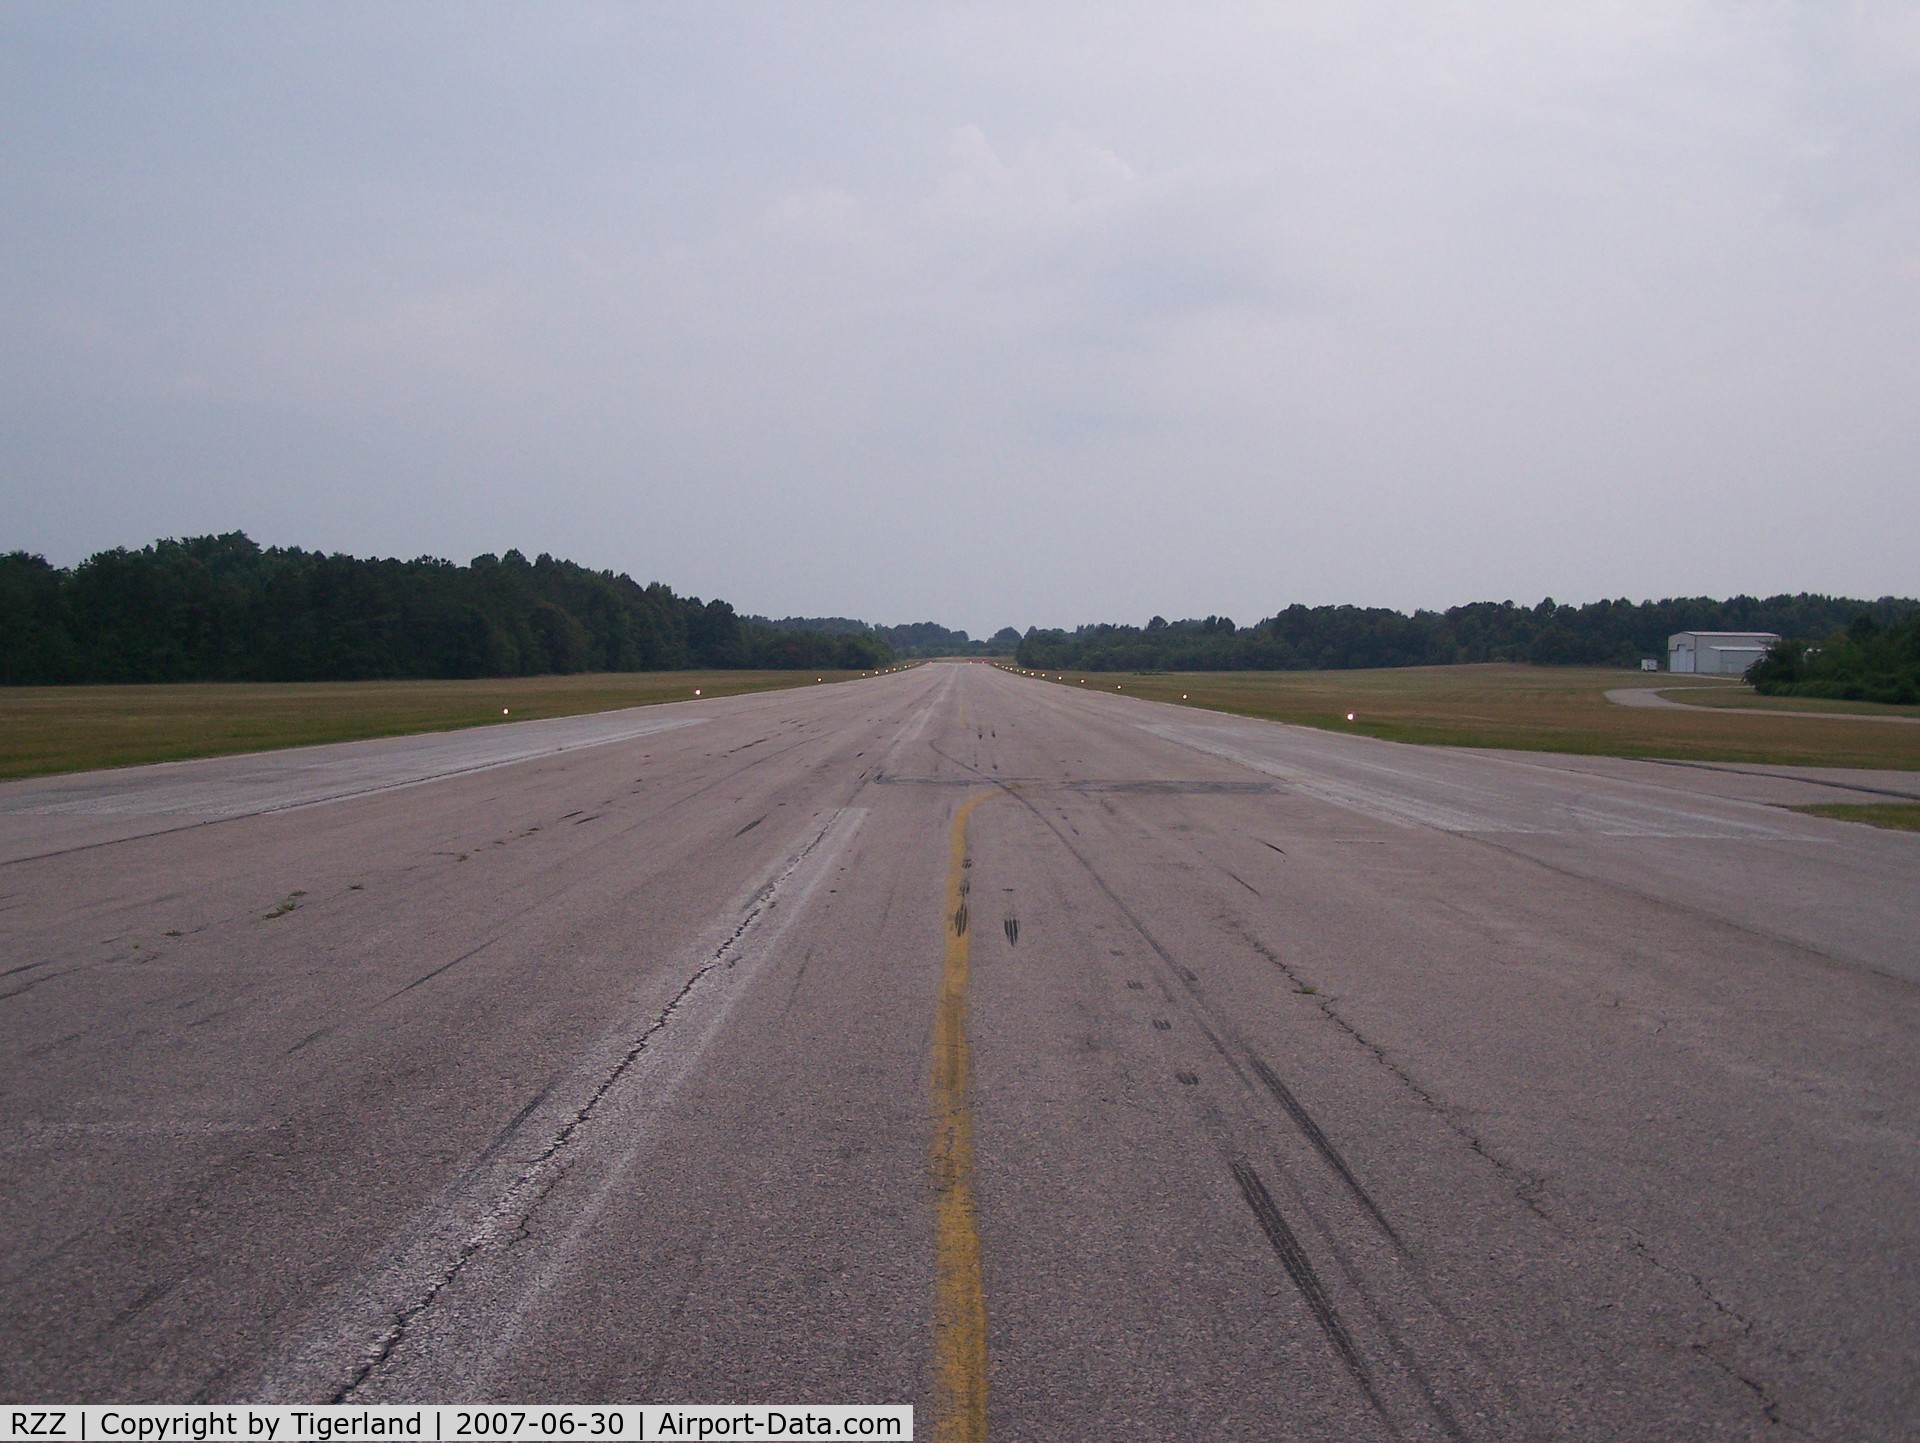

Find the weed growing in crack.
[{"left": 264, "top": 890, "right": 307, "bottom": 919}]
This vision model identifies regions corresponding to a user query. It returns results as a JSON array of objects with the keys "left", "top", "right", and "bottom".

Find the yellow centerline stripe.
[{"left": 932, "top": 790, "right": 994, "bottom": 1443}]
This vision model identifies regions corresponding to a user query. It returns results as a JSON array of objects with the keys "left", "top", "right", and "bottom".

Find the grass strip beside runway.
[
  {"left": 1007, "top": 663, "right": 1920, "bottom": 771},
  {"left": 0, "top": 670, "right": 882, "bottom": 781}
]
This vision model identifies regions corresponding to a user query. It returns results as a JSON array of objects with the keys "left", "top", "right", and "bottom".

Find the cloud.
[{"left": 1, "top": 3, "right": 1915, "bottom": 631}]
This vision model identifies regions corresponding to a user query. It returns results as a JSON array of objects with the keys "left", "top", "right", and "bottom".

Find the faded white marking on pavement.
[
  {"left": 0, "top": 712, "right": 706, "bottom": 821},
  {"left": 1140, "top": 721, "right": 1807, "bottom": 839},
  {"left": 250, "top": 806, "right": 865, "bottom": 1403},
  {"left": 882, "top": 666, "right": 954, "bottom": 774}
]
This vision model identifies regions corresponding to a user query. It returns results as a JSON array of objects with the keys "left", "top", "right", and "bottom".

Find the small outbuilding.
[{"left": 1667, "top": 631, "right": 1780, "bottom": 676}]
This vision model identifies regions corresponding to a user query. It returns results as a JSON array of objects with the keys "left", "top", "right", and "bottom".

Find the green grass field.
[
  {"left": 0, "top": 669, "right": 891, "bottom": 781},
  {"left": 1008, "top": 663, "right": 1920, "bottom": 771}
]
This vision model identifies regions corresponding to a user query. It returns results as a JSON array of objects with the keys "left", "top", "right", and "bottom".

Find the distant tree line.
[
  {"left": 0, "top": 532, "right": 894, "bottom": 685},
  {"left": 1015, "top": 595, "right": 1920, "bottom": 675},
  {"left": 755, "top": 617, "right": 1023, "bottom": 658},
  {"left": 1747, "top": 613, "right": 1920, "bottom": 705}
]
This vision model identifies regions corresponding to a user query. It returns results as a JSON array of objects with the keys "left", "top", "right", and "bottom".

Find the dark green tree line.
[
  {"left": 0, "top": 533, "right": 893, "bottom": 684},
  {"left": 1746, "top": 613, "right": 1920, "bottom": 705},
  {"left": 754, "top": 617, "right": 1021, "bottom": 657},
  {"left": 1016, "top": 595, "right": 1920, "bottom": 676}
]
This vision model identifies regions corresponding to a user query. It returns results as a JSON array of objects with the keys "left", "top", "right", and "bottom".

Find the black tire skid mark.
[
  {"left": 3, "top": 723, "right": 844, "bottom": 1015},
  {"left": 930, "top": 733, "right": 1483, "bottom": 1437},
  {"left": 1245, "top": 1053, "right": 1405, "bottom": 1249},
  {"left": 1230, "top": 1156, "right": 1396, "bottom": 1432}
]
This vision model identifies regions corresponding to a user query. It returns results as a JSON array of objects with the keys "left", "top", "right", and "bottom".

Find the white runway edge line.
[
  {"left": 250, "top": 808, "right": 868, "bottom": 1404},
  {"left": 0, "top": 1406, "right": 913, "bottom": 1442}
]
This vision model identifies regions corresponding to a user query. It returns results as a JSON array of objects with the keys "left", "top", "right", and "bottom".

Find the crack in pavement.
[
  {"left": 1623, "top": 1227, "right": 1805, "bottom": 1435},
  {"left": 1228, "top": 922, "right": 1563, "bottom": 1229},
  {"left": 250, "top": 810, "right": 860, "bottom": 1403}
]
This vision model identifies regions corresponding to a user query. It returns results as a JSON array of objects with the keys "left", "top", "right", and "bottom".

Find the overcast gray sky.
[{"left": 3, "top": 3, "right": 1915, "bottom": 635}]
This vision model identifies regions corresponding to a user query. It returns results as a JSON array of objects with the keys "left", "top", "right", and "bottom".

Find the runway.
[{"left": 2, "top": 661, "right": 1915, "bottom": 1439}]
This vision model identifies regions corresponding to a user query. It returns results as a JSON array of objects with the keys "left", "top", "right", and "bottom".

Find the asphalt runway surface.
[{"left": 2, "top": 662, "right": 1915, "bottom": 1440}]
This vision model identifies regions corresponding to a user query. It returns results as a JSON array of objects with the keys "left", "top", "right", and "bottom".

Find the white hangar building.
[{"left": 1667, "top": 631, "right": 1780, "bottom": 675}]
